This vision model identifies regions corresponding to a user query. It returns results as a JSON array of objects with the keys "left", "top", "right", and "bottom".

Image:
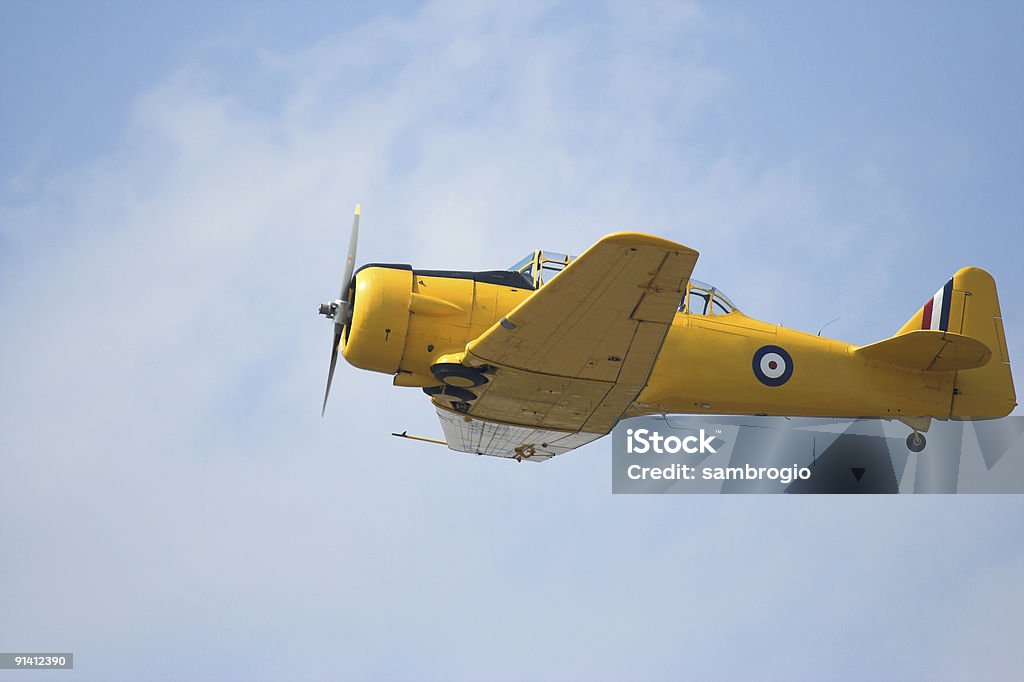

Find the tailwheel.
[
  {"left": 906, "top": 431, "right": 927, "bottom": 453},
  {"left": 431, "top": 363, "right": 489, "bottom": 388}
]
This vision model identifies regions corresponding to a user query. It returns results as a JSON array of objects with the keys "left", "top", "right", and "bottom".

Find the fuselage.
[
  {"left": 341, "top": 264, "right": 995, "bottom": 424},
  {"left": 635, "top": 311, "right": 953, "bottom": 419}
]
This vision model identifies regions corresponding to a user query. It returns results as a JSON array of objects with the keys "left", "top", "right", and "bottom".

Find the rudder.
[{"left": 898, "top": 267, "right": 1015, "bottom": 418}]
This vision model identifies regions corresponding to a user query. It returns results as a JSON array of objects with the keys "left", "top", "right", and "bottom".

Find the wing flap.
[{"left": 581, "top": 322, "right": 669, "bottom": 431}]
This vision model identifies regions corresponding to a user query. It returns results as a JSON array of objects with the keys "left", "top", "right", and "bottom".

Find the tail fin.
[{"left": 896, "top": 267, "right": 1016, "bottom": 418}]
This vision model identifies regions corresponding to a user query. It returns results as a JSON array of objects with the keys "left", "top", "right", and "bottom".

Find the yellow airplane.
[{"left": 319, "top": 206, "right": 1016, "bottom": 460}]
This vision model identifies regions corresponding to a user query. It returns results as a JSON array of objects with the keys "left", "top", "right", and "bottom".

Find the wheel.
[
  {"left": 906, "top": 432, "right": 926, "bottom": 453},
  {"left": 431, "top": 363, "right": 488, "bottom": 388},
  {"left": 423, "top": 385, "right": 477, "bottom": 404}
]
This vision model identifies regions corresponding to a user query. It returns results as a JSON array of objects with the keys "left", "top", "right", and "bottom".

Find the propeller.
[{"left": 318, "top": 204, "right": 361, "bottom": 416}]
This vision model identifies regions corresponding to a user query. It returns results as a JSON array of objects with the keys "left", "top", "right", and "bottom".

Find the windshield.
[
  {"left": 680, "top": 279, "right": 738, "bottom": 315},
  {"left": 508, "top": 250, "right": 575, "bottom": 288},
  {"left": 508, "top": 254, "right": 534, "bottom": 272}
]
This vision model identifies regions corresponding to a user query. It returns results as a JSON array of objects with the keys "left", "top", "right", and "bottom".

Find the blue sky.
[{"left": 1, "top": 1, "right": 1022, "bottom": 680}]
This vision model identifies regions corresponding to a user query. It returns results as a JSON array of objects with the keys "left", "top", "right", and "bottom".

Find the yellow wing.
[{"left": 460, "top": 232, "right": 698, "bottom": 438}]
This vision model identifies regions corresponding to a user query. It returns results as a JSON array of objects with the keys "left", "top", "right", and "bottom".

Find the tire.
[
  {"left": 423, "top": 385, "right": 477, "bottom": 403},
  {"left": 906, "top": 432, "right": 926, "bottom": 453},
  {"left": 431, "top": 363, "right": 488, "bottom": 388}
]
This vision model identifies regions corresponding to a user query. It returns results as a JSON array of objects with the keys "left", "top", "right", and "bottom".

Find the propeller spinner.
[{"left": 319, "top": 204, "right": 361, "bottom": 416}]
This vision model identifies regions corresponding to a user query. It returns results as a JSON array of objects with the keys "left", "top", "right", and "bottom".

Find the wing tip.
[{"left": 597, "top": 231, "right": 696, "bottom": 255}]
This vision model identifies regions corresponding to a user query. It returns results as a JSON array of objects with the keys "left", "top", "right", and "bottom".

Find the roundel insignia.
[{"left": 752, "top": 345, "right": 793, "bottom": 387}]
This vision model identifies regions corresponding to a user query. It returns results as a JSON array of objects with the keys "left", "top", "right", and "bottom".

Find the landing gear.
[
  {"left": 431, "top": 363, "right": 489, "bottom": 388},
  {"left": 424, "top": 364, "right": 490, "bottom": 414},
  {"left": 423, "top": 384, "right": 477, "bottom": 406},
  {"left": 906, "top": 431, "right": 927, "bottom": 453}
]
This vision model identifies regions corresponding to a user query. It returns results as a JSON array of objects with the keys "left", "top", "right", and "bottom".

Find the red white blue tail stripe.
[{"left": 921, "top": 278, "right": 954, "bottom": 331}]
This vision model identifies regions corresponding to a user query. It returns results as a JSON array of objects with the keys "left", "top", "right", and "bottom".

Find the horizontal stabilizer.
[{"left": 855, "top": 329, "right": 991, "bottom": 372}]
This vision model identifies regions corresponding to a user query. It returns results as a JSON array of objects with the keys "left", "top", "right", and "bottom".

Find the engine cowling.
[{"left": 342, "top": 266, "right": 413, "bottom": 373}]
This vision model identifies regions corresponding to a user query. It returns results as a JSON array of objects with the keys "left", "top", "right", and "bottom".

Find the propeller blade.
[
  {"left": 338, "top": 204, "right": 360, "bottom": 304},
  {"left": 321, "top": 320, "right": 344, "bottom": 417},
  {"left": 320, "top": 203, "right": 361, "bottom": 416}
]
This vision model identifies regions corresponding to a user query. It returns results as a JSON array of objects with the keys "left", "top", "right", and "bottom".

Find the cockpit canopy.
[
  {"left": 507, "top": 250, "right": 575, "bottom": 289},
  {"left": 681, "top": 279, "right": 738, "bottom": 315},
  {"left": 508, "top": 250, "right": 738, "bottom": 314}
]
